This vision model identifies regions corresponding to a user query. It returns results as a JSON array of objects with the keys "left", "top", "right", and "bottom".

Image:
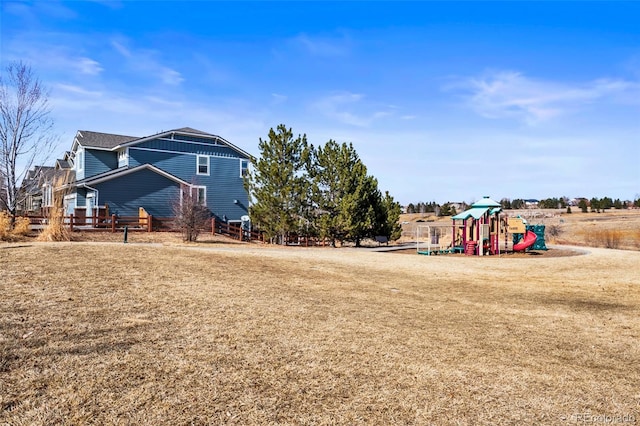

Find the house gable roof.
[
  {"left": 118, "top": 127, "right": 252, "bottom": 159},
  {"left": 25, "top": 166, "right": 74, "bottom": 193},
  {"left": 172, "top": 127, "right": 213, "bottom": 136},
  {"left": 21, "top": 166, "right": 55, "bottom": 192},
  {"left": 69, "top": 127, "right": 252, "bottom": 159},
  {"left": 55, "top": 159, "right": 71, "bottom": 169}
]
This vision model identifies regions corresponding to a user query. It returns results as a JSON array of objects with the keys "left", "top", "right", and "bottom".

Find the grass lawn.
[{"left": 1, "top": 242, "right": 639, "bottom": 424}]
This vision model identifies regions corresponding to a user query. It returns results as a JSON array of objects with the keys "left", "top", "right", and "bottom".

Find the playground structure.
[
  {"left": 416, "top": 224, "right": 457, "bottom": 255},
  {"left": 416, "top": 196, "right": 547, "bottom": 256},
  {"left": 510, "top": 222, "right": 548, "bottom": 252}
]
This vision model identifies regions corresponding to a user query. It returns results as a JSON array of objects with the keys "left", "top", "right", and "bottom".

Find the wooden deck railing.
[
  {"left": 22, "top": 214, "right": 331, "bottom": 245},
  {"left": 23, "top": 214, "right": 267, "bottom": 242}
]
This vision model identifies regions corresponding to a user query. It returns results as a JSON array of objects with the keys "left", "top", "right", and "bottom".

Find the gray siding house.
[{"left": 57, "top": 127, "right": 251, "bottom": 221}]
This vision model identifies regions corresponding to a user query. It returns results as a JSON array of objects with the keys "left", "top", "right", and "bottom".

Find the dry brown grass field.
[{"left": 1, "top": 239, "right": 639, "bottom": 425}]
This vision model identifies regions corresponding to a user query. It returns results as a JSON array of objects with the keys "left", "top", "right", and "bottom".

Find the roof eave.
[
  {"left": 82, "top": 164, "right": 191, "bottom": 187},
  {"left": 115, "top": 129, "right": 252, "bottom": 159}
]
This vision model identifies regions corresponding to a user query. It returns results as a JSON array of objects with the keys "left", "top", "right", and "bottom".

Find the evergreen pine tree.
[
  {"left": 310, "top": 140, "right": 362, "bottom": 245},
  {"left": 378, "top": 191, "right": 402, "bottom": 241},
  {"left": 245, "top": 124, "right": 310, "bottom": 244}
]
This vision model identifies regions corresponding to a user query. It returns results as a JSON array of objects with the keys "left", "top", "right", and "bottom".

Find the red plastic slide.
[{"left": 513, "top": 230, "right": 537, "bottom": 252}]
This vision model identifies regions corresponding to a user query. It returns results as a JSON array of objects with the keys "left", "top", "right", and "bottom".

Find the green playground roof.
[
  {"left": 452, "top": 205, "right": 502, "bottom": 220},
  {"left": 471, "top": 196, "right": 501, "bottom": 208},
  {"left": 452, "top": 207, "right": 490, "bottom": 220}
]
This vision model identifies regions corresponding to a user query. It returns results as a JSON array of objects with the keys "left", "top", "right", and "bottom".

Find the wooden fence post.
[
  {"left": 148, "top": 214, "right": 153, "bottom": 232},
  {"left": 211, "top": 217, "right": 216, "bottom": 235},
  {"left": 92, "top": 210, "right": 96, "bottom": 227},
  {"left": 69, "top": 213, "right": 74, "bottom": 232},
  {"left": 111, "top": 214, "right": 116, "bottom": 233}
]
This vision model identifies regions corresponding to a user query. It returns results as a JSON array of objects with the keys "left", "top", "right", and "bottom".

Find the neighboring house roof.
[
  {"left": 22, "top": 166, "right": 73, "bottom": 194},
  {"left": 75, "top": 164, "right": 191, "bottom": 187},
  {"left": 21, "top": 166, "right": 55, "bottom": 193},
  {"left": 56, "top": 159, "right": 71, "bottom": 169}
]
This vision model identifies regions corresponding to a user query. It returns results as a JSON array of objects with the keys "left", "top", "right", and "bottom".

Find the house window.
[
  {"left": 118, "top": 149, "right": 129, "bottom": 167},
  {"left": 240, "top": 159, "right": 249, "bottom": 177},
  {"left": 42, "top": 184, "right": 52, "bottom": 207},
  {"left": 195, "top": 186, "right": 206, "bottom": 206},
  {"left": 182, "top": 186, "right": 206, "bottom": 206},
  {"left": 197, "top": 155, "right": 209, "bottom": 175},
  {"left": 76, "top": 148, "right": 84, "bottom": 172}
]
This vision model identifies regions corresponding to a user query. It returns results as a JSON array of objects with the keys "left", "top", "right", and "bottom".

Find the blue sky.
[{"left": 2, "top": 1, "right": 639, "bottom": 204}]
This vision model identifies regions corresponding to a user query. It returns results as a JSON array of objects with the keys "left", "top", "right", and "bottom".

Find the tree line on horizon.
[
  {"left": 405, "top": 196, "right": 640, "bottom": 216},
  {"left": 245, "top": 124, "right": 402, "bottom": 246}
]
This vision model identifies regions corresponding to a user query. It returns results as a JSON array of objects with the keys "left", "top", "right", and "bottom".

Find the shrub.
[
  {"left": 13, "top": 217, "right": 31, "bottom": 235},
  {"left": 0, "top": 211, "right": 11, "bottom": 241},
  {"left": 0, "top": 212, "right": 32, "bottom": 241},
  {"left": 632, "top": 230, "right": 640, "bottom": 250},
  {"left": 37, "top": 173, "right": 72, "bottom": 242},
  {"left": 546, "top": 223, "right": 563, "bottom": 239},
  {"left": 590, "top": 229, "right": 623, "bottom": 249},
  {"left": 173, "top": 188, "right": 210, "bottom": 242},
  {"left": 37, "top": 207, "right": 69, "bottom": 242}
]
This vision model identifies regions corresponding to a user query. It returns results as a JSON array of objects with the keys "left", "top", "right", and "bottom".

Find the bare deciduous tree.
[
  {"left": 173, "top": 185, "right": 210, "bottom": 242},
  {"left": 0, "top": 61, "right": 55, "bottom": 226}
]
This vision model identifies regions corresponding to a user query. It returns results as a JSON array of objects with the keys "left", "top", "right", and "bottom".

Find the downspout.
[{"left": 81, "top": 184, "right": 99, "bottom": 212}]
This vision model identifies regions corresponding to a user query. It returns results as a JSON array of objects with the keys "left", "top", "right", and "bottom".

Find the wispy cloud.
[
  {"left": 312, "top": 92, "right": 393, "bottom": 127},
  {"left": 77, "top": 57, "right": 103, "bottom": 75},
  {"left": 271, "top": 93, "right": 288, "bottom": 105},
  {"left": 2, "top": 35, "right": 104, "bottom": 79},
  {"left": 86, "top": 0, "right": 124, "bottom": 9},
  {"left": 111, "top": 40, "right": 132, "bottom": 58},
  {"left": 49, "top": 82, "right": 267, "bottom": 152},
  {"left": 110, "top": 37, "right": 184, "bottom": 86},
  {"left": 55, "top": 83, "right": 102, "bottom": 97},
  {"left": 160, "top": 68, "right": 184, "bottom": 85},
  {"left": 2, "top": 1, "right": 77, "bottom": 22},
  {"left": 450, "top": 70, "right": 640, "bottom": 125},
  {"left": 291, "top": 33, "right": 351, "bottom": 57}
]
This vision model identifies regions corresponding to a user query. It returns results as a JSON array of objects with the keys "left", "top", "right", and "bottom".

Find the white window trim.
[
  {"left": 42, "top": 184, "right": 52, "bottom": 207},
  {"left": 76, "top": 148, "right": 84, "bottom": 172},
  {"left": 194, "top": 185, "right": 206, "bottom": 206},
  {"left": 179, "top": 185, "right": 207, "bottom": 206},
  {"left": 63, "top": 194, "right": 77, "bottom": 212},
  {"left": 240, "top": 159, "right": 249, "bottom": 178},
  {"left": 197, "top": 155, "right": 210, "bottom": 176}
]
